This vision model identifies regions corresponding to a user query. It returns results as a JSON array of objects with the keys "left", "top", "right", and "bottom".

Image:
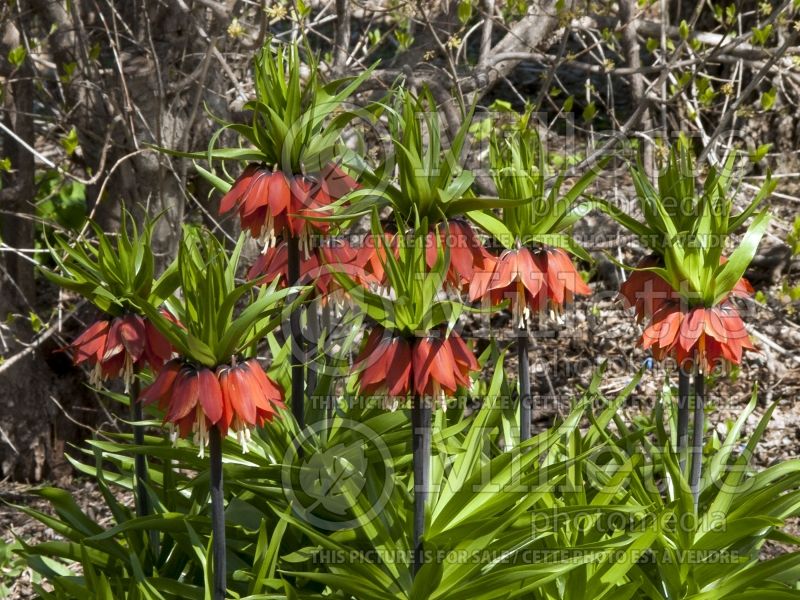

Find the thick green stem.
[
  {"left": 287, "top": 236, "right": 305, "bottom": 451},
  {"left": 690, "top": 370, "right": 705, "bottom": 510},
  {"left": 209, "top": 427, "right": 226, "bottom": 600},
  {"left": 411, "top": 394, "right": 431, "bottom": 576},
  {"left": 518, "top": 327, "right": 531, "bottom": 443},
  {"left": 677, "top": 368, "right": 691, "bottom": 474}
]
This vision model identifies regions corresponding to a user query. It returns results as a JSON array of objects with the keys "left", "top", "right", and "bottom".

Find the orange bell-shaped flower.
[
  {"left": 469, "top": 247, "right": 590, "bottom": 326},
  {"left": 141, "top": 358, "right": 284, "bottom": 453},
  {"left": 66, "top": 314, "right": 173, "bottom": 390}
]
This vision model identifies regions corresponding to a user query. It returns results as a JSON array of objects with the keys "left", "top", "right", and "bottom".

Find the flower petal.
[
  {"left": 320, "top": 163, "right": 359, "bottom": 199},
  {"left": 269, "top": 171, "right": 291, "bottom": 215},
  {"left": 703, "top": 308, "right": 728, "bottom": 344},
  {"left": 219, "top": 164, "right": 259, "bottom": 215},
  {"left": 240, "top": 170, "right": 273, "bottom": 217},
  {"left": 166, "top": 368, "right": 200, "bottom": 422},
  {"left": 518, "top": 249, "right": 545, "bottom": 298},
  {"left": 118, "top": 314, "right": 147, "bottom": 361},
  {"left": 413, "top": 336, "right": 457, "bottom": 396},
  {"left": 678, "top": 308, "right": 706, "bottom": 354},
  {"left": 247, "top": 243, "right": 289, "bottom": 283},
  {"left": 69, "top": 320, "right": 110, "bottom": 364},
  {"left": 140, "top": 359, "right": 182, "bottom": 406},
  {"left": 102, "top": 317, "right": 126, "bottom": 361},
  {"left": 245, "top": 360, "right": 285, "bottom": 410},
  {"left": 427, "top": 338, "right": 458, "bottom": 394},
  {"left": 229, "top": 365, "right": 257, "bottom": 425},
  {"left": 216, "top": 368, "right": 234, "bottom": 434},
  {"left": 386, "top": 338, "right": 413, "bottom": 397},
  {"left": 197, "top": 369, "right": 223, "bottom": 424},
  {"left": 448, "top": 332, "right": 479, "bottom": 372},
  {"left": 468, "top": 255, "right": 498, "bottom": 302},
  {"left": 492, "top": 250, "right": 519, "bottom": 290},
  {"left": 641, "top": 304, "right": 681, "bottom": 350},
  {"left": 144, "top": 319, "right": 172, "bottom": 367}
]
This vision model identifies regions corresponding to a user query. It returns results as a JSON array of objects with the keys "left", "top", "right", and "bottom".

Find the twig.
[
  {"left": 333, "top": 0, "right": 351, "bottom": 74},
  {"left": 0, "top": 299, "right": 86, "bottom": 376},
  {"left": 533, "top": 1, "right": 572, "bottom": 112},
  {"left": 619, "top": 0, "right": 654, "bottom": 174},
  {"left": 478, "top": 0, "right": 495, "bottom": 67},
  {"left": 699, "top": 31, "right": 798, "bottom": 163}
]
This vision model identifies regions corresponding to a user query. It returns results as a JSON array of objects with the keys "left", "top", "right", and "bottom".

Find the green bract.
[
  {"left": 342, "top": 88, "right": 519, "bottom": 225},
  {"left": 163, "top": 40, "right": 374, "bottom": 186},
  {"left": 41, "top": 211, "right": 178, "bottom": 316},
  {"left": 606, "top": 138, "right": 774, "bottom": 306},
  {"left": 333, "top": 211, "right": 471, "bottom": 336},
  {"left": 135, "top": 226, "right": 304, "bottom": 367},
  {"left": 470, "top": 121, "right": 600, "bottom": 260}
]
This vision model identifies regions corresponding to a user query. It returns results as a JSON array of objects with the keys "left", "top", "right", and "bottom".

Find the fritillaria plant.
[
  {"left": 341, "top": 89, "right": 516, "bottom": 293},
  {"left": 134, "top": 226, "right": 303, "bottom": 599},
  {"left": 469, "top": 122, "right": 598, "bottom": 441},
  {"left": 178, "top": 40, "right": 371, "bottom": 434},
  {"left": 335, "top": 211, "right": 480, "bottom": 576},
  {"left": 610, "top": 139, "right": 773, "bottom": 507},
  {"left": 42, "top": 212, "right": 179, "bottom": 522}
]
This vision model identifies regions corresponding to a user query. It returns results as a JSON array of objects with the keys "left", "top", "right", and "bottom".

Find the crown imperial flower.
[
  {"left": 66, "top": 314, "right": 173, "bottom": 391},
  {"left": 640, "top": 301, "right": 755, "bottom": 372},
  {"left": 220, "top": 165, "right": 355, "bottom": 253},
  {"left": 141, "top": 358, "right": 284, "bottom": 454},
  {"left": 354, "top": 327, "right": 479, "bottom": 410},
  {"left": 469, "top": 247, "right": 591, "bottom": 327}
]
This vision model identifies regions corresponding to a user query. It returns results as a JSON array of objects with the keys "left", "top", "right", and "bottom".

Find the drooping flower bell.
[
  {"left": 640, "top": 301, "right": 755, "bottom": 372},
  {"left": 469, "top": 246, "right": 591, "bottom": 327},
  {"left": 219, "top": 163, "right": 357, "bottom": 254},
  {"left": 141, "top": 358, "right": 284, "bottom": 454},
  {"left": 247, "top": 237, "right": 361, "bottom": 304},
  {"left": 620, "top": 254, "right": 754, "bottom": 322},
  {"left": 66, "top": 314, "right": 173, "bottom": 391},
  {"left": 353, "top": 326, "right": 479, "bottom": 410},
  {"left": 426, "top": 219, "right": 491, "bottom": 293},
  {"left": 353, "top": 231, "right": 399, "bottom": 289}
]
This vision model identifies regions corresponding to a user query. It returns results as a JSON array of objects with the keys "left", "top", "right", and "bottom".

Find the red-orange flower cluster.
[
  {"left": 640, "top": 301, "right": 755, "bottom": 371},
  {"left": 426, "top": 219, "right": 491, "bottom": 292},
  {"left": 350, "top": 221, "right": 490, "bottom": 292},
  {"left": 219, "top": 163, "right": 357, "bottom": 250},
  {"left": 67, "top": 314, "right": 172, "bottom": 390},
  {"left": 354, "top": 327, "right": 479, "bottom": 408},
  {"left": 619, "top": 255, "right": 754, "bottom": 321},
  {"left": 246, "top": 238, "right": 360, "bottom": 301},
  {"left": 353, "top": 232, "right": 399, "bottom": 288},
  {"left": 141, "top": 358, "right": 284, "bottom": 452},
  {"left": 469, "top": 247, "right": 591, "bottom": 326}
]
